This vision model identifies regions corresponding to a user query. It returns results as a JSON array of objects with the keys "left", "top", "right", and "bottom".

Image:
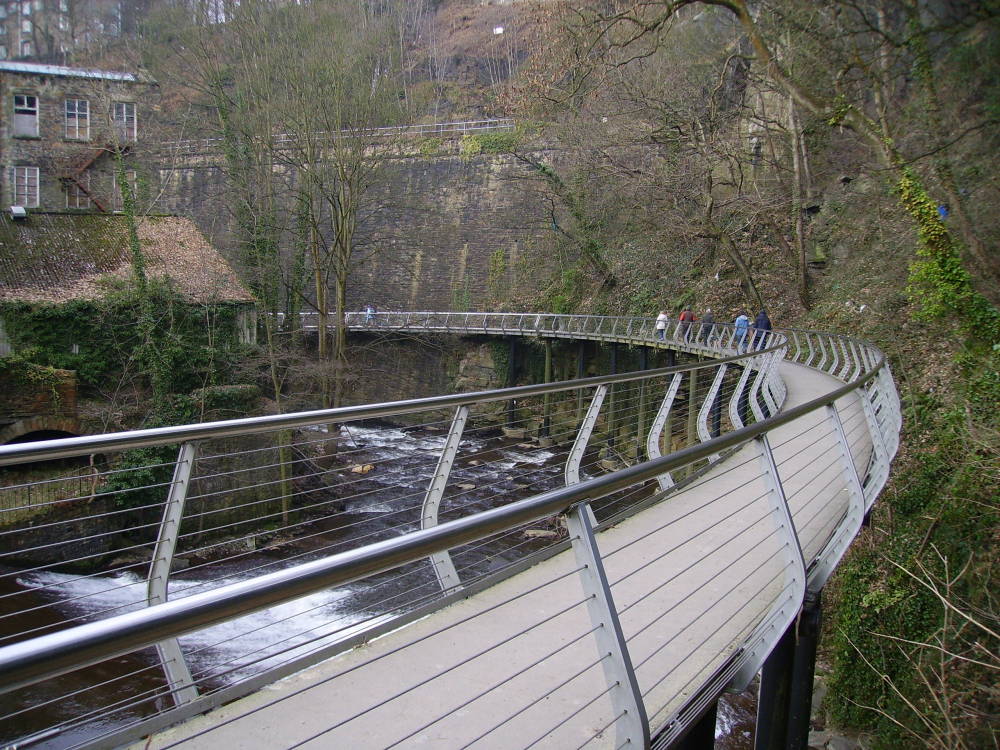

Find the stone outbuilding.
[{"left": 0, "top": 211, "right": 256, "bottom": 444}]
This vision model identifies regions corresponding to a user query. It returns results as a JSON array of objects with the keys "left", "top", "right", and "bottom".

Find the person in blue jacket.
[{"left": 734, "top": 312, "right": 750, "bottom": 353}]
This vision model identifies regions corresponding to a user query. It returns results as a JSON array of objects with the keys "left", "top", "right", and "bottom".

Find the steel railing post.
[
  {"left": 805, "top": 333, "right": 817, "bottom": 368},
  {"left": 730, "top": 434, "right": 806, "bottom": 690},
  {"left": 836, "top": 339, "right": 851, "bottom": 380},
  {"left": 565, "top": 502, "right": 650, "bottom": 748},
  {"left": 747, "top": 356, "right": 768, "bottom": 422},
  {"left": 728, "top": 363, "right": 754, "bottom": 429},
  {"left": 420, "top": 406, "right": 469, "bottom": 593},
  {"left": 565, "top": 386, "right": 607, "bottom": 485},
  {"left": 646, "top": 373, "right": 683, "bottom": 491},
  {"left": 858, "top": 380, "right": 891, "bottom": 509},
  {"left": 847, "top": 340, "right": 862, "bottom": 383},
  {"left": 763, "top": 347, "right": 783, "bottom": 415},
  {"left": 147, "top": 442, "right": 199, "bottom": 706},
  {"left": 807, "top": 404, "right": 867, "bottom": 591},
  {"left": 697, "top": 365, "right": 728, "bottom": 463}
]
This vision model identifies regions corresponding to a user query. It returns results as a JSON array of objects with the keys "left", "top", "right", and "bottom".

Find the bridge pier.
[
  {"left": 787, "top": 591, "right": 822, "bottom": 748},
  {"left": 754, "top": 591, "right": 822, "bottom": 750},
  {"left": 541, "top": 340, "right": 552, "bottom": 438},
  {"left": 608, "top": 343, "right": 619, "bottom": 449},
  {"left": 505, "top": 337, "right": 518, "bottom": 428}
]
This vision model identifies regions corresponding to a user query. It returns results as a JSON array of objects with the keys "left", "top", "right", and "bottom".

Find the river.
[{"left": 0, "top": 423, "right": 755, "bottom": 748}]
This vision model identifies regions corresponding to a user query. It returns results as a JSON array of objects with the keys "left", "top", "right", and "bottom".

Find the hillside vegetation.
[
  {"left": 48, "top": 1, "right": 997, "bottom": 746},
  {"left": 497, "top": 3, "right": 998, "bottom": 748}
]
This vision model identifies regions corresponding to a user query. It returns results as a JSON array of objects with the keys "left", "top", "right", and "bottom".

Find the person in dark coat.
[
  {"left": 753, "top": 309, "right": 772, "bottom": 350},
  {"left": 699, "top": 308, "right": 715, "bottom": 344}
]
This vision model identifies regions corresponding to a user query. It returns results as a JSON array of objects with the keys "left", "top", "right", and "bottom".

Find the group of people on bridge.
[{"left": 655, "top": 307, "right": 772, "bottom": 353}]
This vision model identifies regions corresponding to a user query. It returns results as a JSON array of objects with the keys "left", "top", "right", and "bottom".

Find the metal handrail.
[
  {"left": 0, "top": 352, "right": 881, "bottom": 694},
  {"left": 0, "top": 335, "right": 784, "bottom": 467},
  {"left": 0, "top": 311, "right": 899, "bottom": 749}
]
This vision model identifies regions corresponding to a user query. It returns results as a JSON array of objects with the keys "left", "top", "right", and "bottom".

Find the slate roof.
[
  {"left": 0, "top": 61, "right": 148, "bottom": 82},
  {"left": 0, "top": 213, "right": 254, "bottom": 305}
]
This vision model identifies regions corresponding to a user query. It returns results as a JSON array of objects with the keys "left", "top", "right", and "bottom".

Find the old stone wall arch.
[{"left": 0, "top": 416, "right": 82, "bottom": 446}]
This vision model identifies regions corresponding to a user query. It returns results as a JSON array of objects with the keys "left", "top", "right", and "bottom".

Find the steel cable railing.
[{"left": 0, "top": 311, "right": 900, "bottom": 749}]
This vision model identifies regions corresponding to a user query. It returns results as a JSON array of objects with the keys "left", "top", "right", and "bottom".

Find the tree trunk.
[{"left": 789, "top": 101, "right": 810, "bottom": 309}]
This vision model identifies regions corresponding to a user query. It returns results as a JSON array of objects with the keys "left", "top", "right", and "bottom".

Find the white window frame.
[
  {"left": 13, "top": 93, "right": 37, "bottom": 136},
  {"left": 0, "top": 46, "right": 7, "bottom": 60},
  {"left": 19, "top": 39, "right": 31, "bottom": 57},
  {"left": 112, "top": 101, "right": 136, "bottom": 142},
  {"left": 10, "top": 165, "right": 39, "bottom": 208},
  {"left": 20, "top": 16, "right": 30, "bottom": 31},
  {"left": 65, "top": 172, "right": 90, "bottom": 209},
  {"left": 64, "top": 98, "right": 88, "bottom": 140}
]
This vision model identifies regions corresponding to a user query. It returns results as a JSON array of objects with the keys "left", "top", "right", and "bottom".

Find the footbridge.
[{"left": 0, "top": 313, "right": 900, "bottom": 750}]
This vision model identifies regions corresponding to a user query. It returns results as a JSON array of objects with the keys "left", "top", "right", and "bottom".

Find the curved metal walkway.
[{"left": 0, "top": 313, "right": 900, "bottom": 750}]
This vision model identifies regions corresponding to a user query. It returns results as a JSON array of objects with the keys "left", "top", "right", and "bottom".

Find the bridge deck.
[{"left": 138, "top": 361, "right": 870, "bottom": 749}]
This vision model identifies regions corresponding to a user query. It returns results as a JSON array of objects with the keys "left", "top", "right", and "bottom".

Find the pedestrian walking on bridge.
[{"left": 655, "top": 310, "right": 669, "bottom": 341}]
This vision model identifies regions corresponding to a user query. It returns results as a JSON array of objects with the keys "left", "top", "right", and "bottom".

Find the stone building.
[
  {"left": 0, "top": 0, "right": 123, "bottom": 62},
  {"left": 0, "top": 60, "right": 153, "bottom": 212},
  {"left": 0, "top": 211, "right": 257, "bottom": 352}
]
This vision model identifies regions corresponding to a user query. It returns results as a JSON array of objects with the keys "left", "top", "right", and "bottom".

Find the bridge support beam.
[
  {"left": 608, "top": 343, "right": 619, "bottom": 449},
  {"left": 788, "top": 591, "right": 822, "bottom": 749},
  {"left": 754, "top": 590, "right": 823, "bottom": 750},
  {"left": 541, "top": 340, "right": 552, "bottom": 438},
  {"left": 637, "top": 347, "right": 649, "bottom": 458},
  {"left": 505, "top": 338, "right": 518, "bottom": 428},
  {"left": 755, "top": 619, "right": 796, "bottom": 750}
]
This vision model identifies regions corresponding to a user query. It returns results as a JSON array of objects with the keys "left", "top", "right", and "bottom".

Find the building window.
[
  {"left": 112, "top": 101, "right": 136, "bottom": 141},
  {"left": 57, "top": 14, "right": 66, "bottom": 29},
  {"left": 65, "top": 172, "right": 90, "bottom": 209},
  {"left": 0, "top": 6, "right": 6, "bottom": 17},
  {"left": 10, "top": 166, "right": 39, "bottom": 207},
  {"left": 20, "top": 17, "right": 30, "bottom": 31},
  {"left": 112, "top": 169, "right": 137, "bottom": 211},
  {"left": 13, "top": 93, "right": 37, "bottom": 136},
  {"left": 0, "top": 46, "right": 7, "bottom": 60},
  {"left": 20, "top": 1, "right": 29, "bottom": 15},
  {"left": 59, "top": 0, "right": 66, "bottom": 10},
  {"left": 64, "top": 98, "right": 88, "bottom": 139},
  {"left": 19, "top": 39, "right": 31, "bottom": 56}
]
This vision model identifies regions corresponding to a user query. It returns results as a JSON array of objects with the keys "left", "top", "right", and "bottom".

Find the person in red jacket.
[{"left": 678, "top": 307, "right": 697, "bottom": 342}]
